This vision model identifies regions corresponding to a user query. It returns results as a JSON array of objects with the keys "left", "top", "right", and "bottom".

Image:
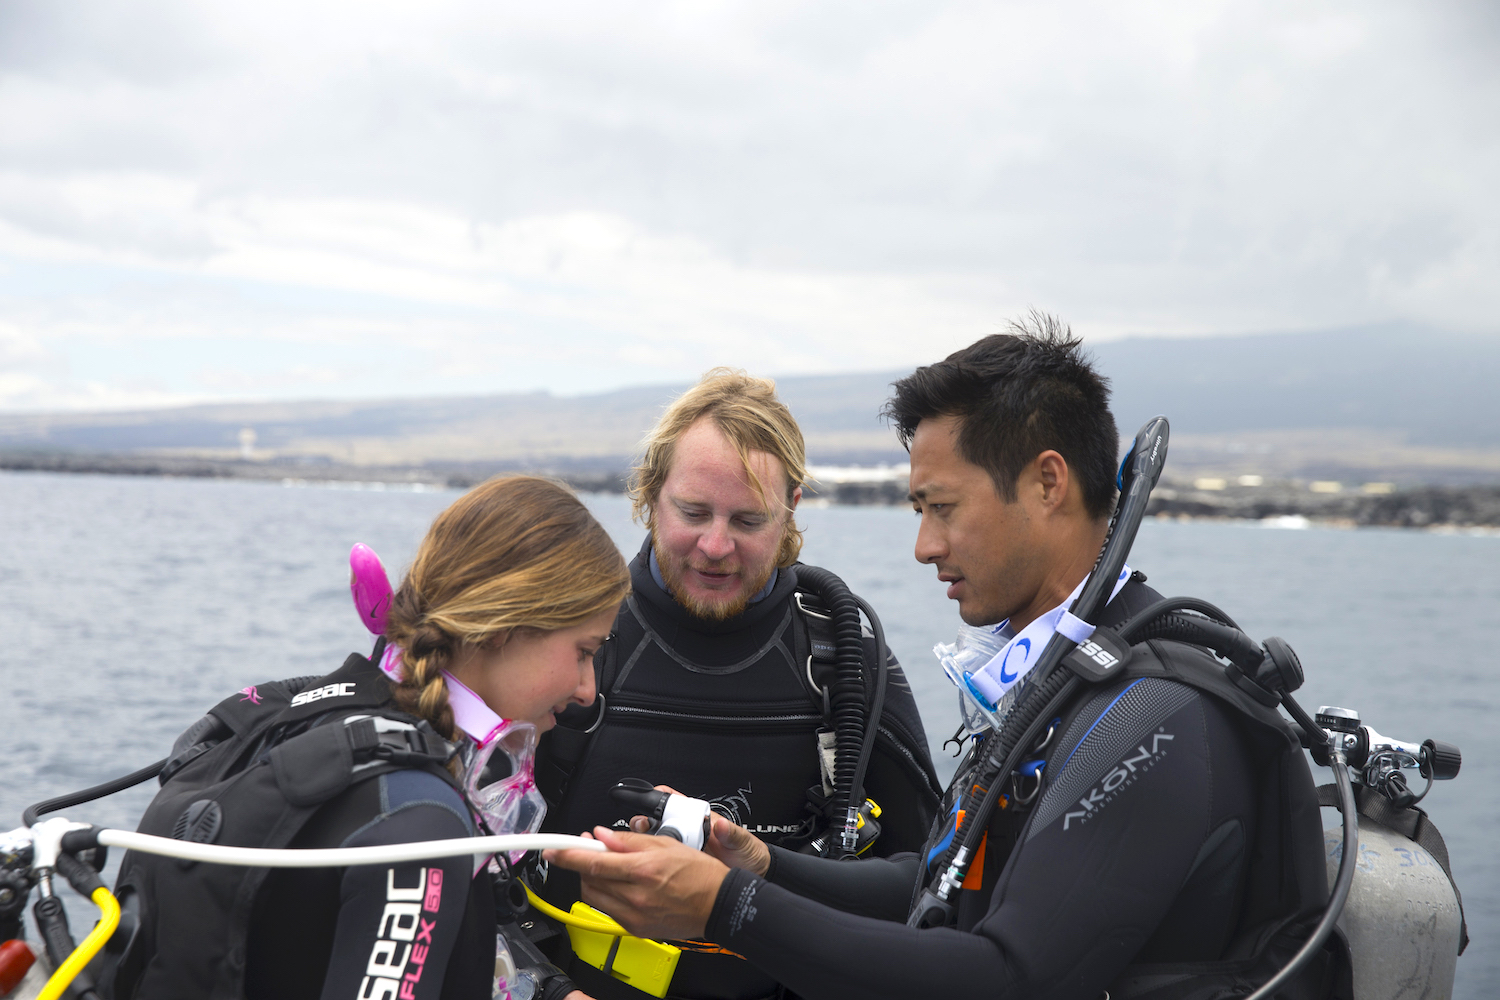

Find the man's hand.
[
  {"left": 625, "top": 784, "right": 771, "bottom": 877},
  {"left": 545, "top": 827, "right": 730, "bottom": 940},
  {"left": 703, "top": 811, "right": 771, "bottom": 877}
]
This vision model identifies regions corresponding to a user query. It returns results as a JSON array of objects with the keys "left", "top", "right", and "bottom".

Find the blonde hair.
[
  {"left": 629, "top": 368, "right": 807, "bottom": 568},
  {"left": 384, "top": 476, "right": 630, "bottom": 738}
]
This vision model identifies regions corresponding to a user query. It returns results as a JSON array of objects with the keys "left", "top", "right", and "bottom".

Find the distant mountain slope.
[
  {"left": 1, "top": 324, "right": 1495, "bottom": 479},
  {"left": 0, "top": 375, "right": 909, "bottom": 467},
  {"left": 1094, "top": 323, "right": 1500, "bottom": 447}
]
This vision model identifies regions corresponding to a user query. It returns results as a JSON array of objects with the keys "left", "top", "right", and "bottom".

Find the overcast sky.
[{"left": 1, "top": 0, "right": 1496, "bottom": 410}]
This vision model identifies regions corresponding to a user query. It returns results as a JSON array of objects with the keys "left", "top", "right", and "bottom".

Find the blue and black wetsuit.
[
  {"left": 705, "top": 674, "right": 1263, "bottom": 999},
  {"left": 698, "top": 571, "right": 1335, "bottom": 1000}
]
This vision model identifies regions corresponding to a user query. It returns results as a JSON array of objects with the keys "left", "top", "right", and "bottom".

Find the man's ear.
[
  {"left": 789, "top": 485, "right": 802, "bottom": 511},
  {"left": 1035, "top": 451, "right": 1071, "bottom": 511}
]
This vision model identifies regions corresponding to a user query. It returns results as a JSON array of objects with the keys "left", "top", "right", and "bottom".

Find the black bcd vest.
[
  {"left": 539, "top": 562, "right": 940, "bottom": 852},
  {"left": 104, "top": 652, "right": 491, "bottom": 1000},
  {"left": 535, "top": 558, "right": 941, "bottom": 1000},
  {"left": 932, "top": 579, "right": 1352, "bottom": 1000}
]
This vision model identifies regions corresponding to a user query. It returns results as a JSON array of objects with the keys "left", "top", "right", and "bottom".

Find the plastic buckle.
[{"left": 906, "top": 888, "right": 958, "bottom": 929}]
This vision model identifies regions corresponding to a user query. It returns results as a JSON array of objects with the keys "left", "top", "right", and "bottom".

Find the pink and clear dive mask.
[
  {"left": 350, "top": 543, "right": 548, "bottom": 855},
  {"left": 444, "top": 670, "right": 548, "bottom": 853}
]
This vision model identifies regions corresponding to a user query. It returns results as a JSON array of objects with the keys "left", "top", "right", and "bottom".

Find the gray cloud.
[{"left": 0, "top": 1, "right": 1495, "bottom": 409}]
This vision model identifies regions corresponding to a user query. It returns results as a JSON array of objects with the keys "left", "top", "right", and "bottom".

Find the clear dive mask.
[
  {"left": 935, "top": 566, "right": 1134, "bottom": 739},
  {"left": 935, "top": 622, "right": 1015, "bottom": 737}
]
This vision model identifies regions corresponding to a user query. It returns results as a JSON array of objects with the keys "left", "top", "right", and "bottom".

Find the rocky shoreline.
[
  {"left": 1143, "top": 481, "right": 1500, "bottom": 529},
  {"left": 0, "top": 450, "right": 627, "bottom": 494},
  {"left": 5, "top": 450, "right": 1500, "bottom": 530}
]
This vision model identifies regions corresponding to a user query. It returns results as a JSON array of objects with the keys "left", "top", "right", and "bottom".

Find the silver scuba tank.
[
  {"left": 1318, "top": 705, "right": 1465, "bottom": 1000},
  {"left": 1323, "top": 818, "right": 1462, "bottom": 1000}
]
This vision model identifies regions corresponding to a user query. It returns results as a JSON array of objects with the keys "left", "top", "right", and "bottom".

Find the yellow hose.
[
  {"left": 523, "top": 885, "right": 626, "bottom": 935},
  {"left": 38, "top": 886, "right": 120, "bottom": 1000}
]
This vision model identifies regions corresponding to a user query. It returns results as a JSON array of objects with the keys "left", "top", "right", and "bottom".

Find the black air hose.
[
  {"left": 1117, "top": 596, "right": 1241, "bottom": 640},
  {"left": 849, "top": 593, "right": 889, "bottom": 836},
  {"left": 23, "top": 759, "right": 167, "bottom": 828},
  {"left": 1128, "top": 614, "right": 1265, "bottom": 671},
  {"left": 795, "top": 566, "right": 869, "bottom": 851}
]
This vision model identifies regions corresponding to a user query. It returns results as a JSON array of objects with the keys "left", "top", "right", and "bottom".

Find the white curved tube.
[{"left": 96, "top": 830, "right": 605, "bottom": 867}]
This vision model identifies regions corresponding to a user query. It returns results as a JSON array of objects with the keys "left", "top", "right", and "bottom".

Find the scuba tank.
[
  {"left": 1326, "top": 822, "right": 1462, "bottom": 998},
  {"left": 1310, "top": 707, "right": 1467, "bottom": 1000}
]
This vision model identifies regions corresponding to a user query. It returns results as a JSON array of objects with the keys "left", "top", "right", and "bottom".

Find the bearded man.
[{"left": 534, "top": 369, "right": 940, "bottom": 1000}]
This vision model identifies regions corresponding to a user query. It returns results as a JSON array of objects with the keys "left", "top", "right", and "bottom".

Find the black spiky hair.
[{"left": 883, "top": 311, "right": 1119, "bottom": 518}]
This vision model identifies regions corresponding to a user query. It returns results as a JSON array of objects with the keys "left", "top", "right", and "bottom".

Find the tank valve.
[
  {"left": 1421, "top": 739, "right": 1462, "bottom": 781},
  {"left": 1316, "top": 705, "right": 1361, "bottom": 733}
]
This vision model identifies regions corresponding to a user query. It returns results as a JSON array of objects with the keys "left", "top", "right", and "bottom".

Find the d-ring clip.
[{"left": 582, "top": 693, "right": 608, "bottom": 734}]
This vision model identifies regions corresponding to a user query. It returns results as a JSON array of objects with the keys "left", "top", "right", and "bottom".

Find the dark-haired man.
[{"left": 548, "top": 316, "right": 1336, "bottom": 1000}]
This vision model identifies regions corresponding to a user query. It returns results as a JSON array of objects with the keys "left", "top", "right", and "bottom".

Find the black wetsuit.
[
  {"left": 705, "top": 674, "right": 1262, "bottom": 999},
  {"left": 536, "top": 539, "right": 940, "bottom": 1000},
  {"left": 246, "top": 769, "right": 494, "bottom": 1000}
]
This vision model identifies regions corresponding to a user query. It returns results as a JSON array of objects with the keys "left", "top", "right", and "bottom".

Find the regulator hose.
[
  {"left": 848, "top": 592, "right": 889, "bottom": 844},
  {"left": 1244, "top": 693, "right": 1359, "bottom": 1000},
  {"left": 795, "top": 565, "right": 881, "bottom": 855},
  {"left": 522, "top": 885, "right": 628, "bottom": 936},
  {"left": 1126, "top": 614, "right": 1266, "bottom": 674},
  {"left": 37, "top": 886, "right": 118, "bottom": 1000},
  {"left": 1116, "top": 596, "right": 1242, "bottom": 640},
  {"left": 84, "top": 829, "right": 604, "bottom": 868}
]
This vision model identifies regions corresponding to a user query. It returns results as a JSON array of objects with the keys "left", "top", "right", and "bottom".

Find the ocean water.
[{"left": 1, "top": 471, "right": 1494, "bottom": 995}]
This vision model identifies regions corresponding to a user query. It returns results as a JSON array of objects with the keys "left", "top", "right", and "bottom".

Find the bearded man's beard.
[{"left": 650, "top": 521, "right": 784, "bottom": 621}]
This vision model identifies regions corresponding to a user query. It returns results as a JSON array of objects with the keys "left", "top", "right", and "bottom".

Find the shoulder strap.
[
  {"left": 1315, "top": 783, "right": 1468, "bottom": 954},
  {"left": 1096, "top": 570, "right": 1157, "bottom": 630},
  {"left": 269, "top": 712, "right": 458, "bottom": 806},
  {"left": 791, "top": 589, "right": 838, "bottom": 719}
]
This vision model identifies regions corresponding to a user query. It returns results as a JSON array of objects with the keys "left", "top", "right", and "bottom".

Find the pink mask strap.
[
  {"left": 378, "top": 643, "right": 404, "bottom": 681},
  {"left": 442, "top": 671, "right": 508, "bottom": 747}
]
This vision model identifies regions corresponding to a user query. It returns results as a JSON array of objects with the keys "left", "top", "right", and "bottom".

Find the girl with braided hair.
[
  {"left": 384, "top": 475, "right": 631, "bottom": 744},
  {"left": 232, "top": 476, "right": 629, "bottom": 1000}
]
